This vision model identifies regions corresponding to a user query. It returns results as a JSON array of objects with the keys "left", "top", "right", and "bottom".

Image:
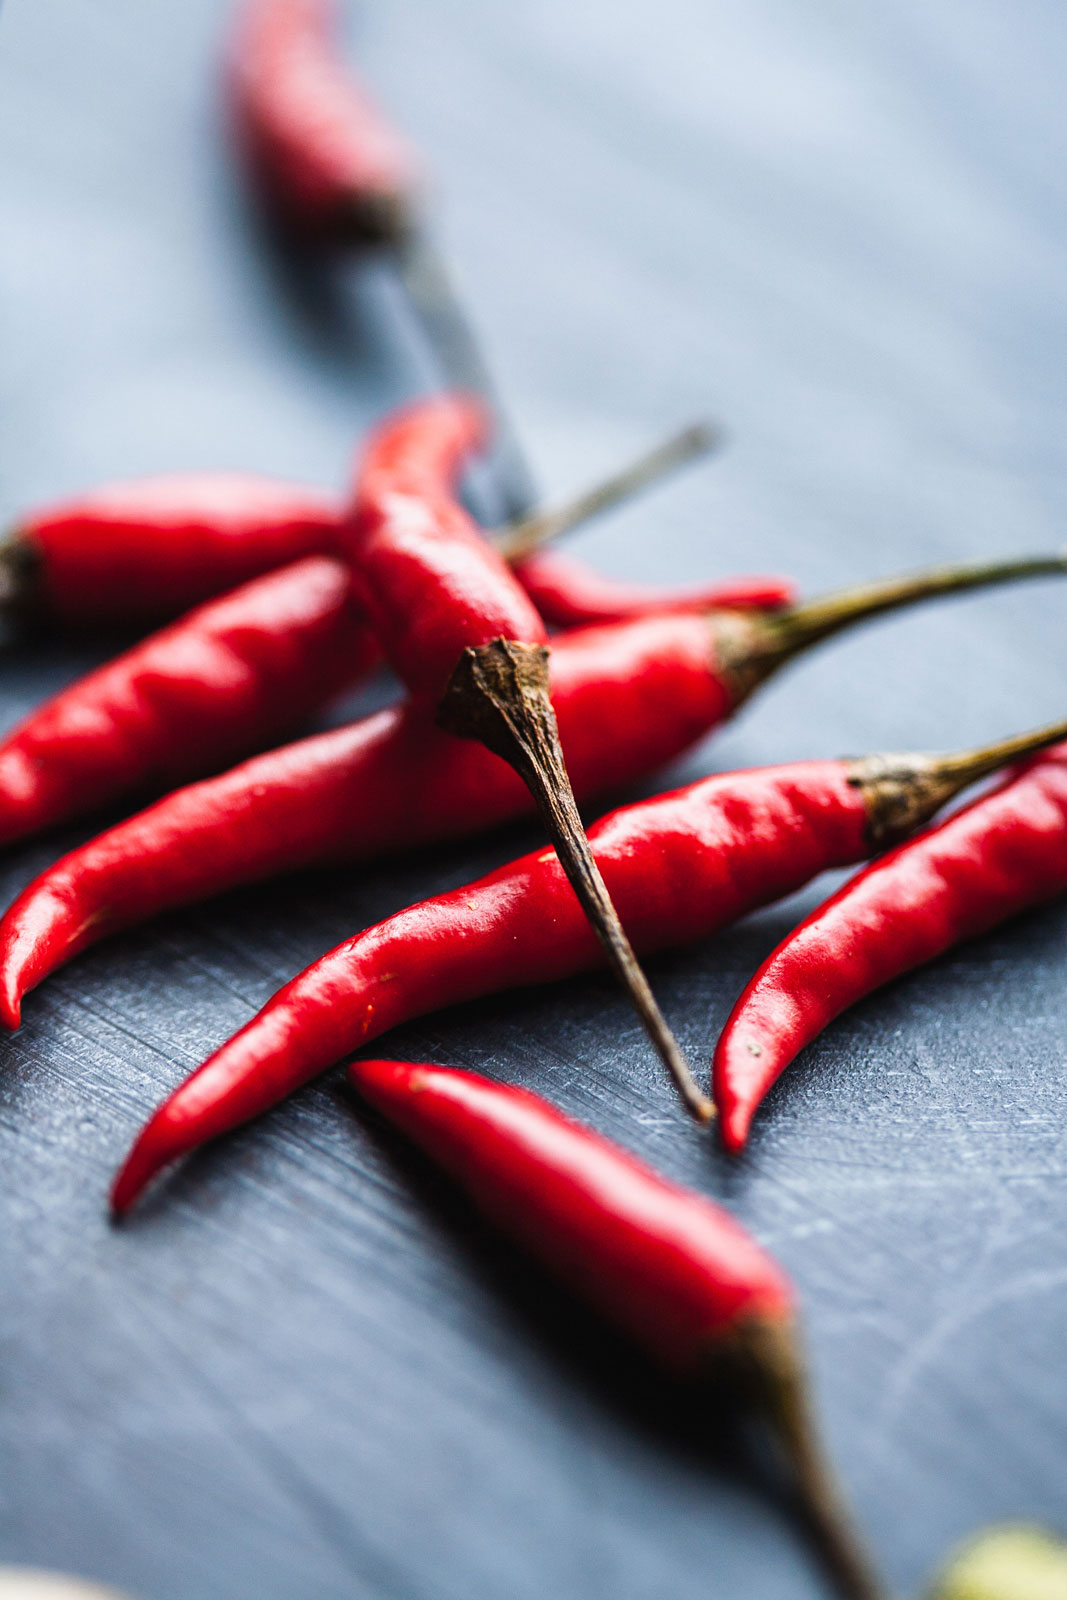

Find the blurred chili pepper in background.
[{"left": 227, "top": 0, "right": 536, "bottom": 522}]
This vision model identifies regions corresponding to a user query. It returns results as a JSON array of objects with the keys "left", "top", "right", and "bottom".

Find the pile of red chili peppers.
[{"left": 7, "top": 2, "right": 1067, "bottom": 1596}]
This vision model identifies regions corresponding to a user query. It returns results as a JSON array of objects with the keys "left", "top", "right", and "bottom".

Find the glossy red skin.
[
  {"left": 111, "top": 760, "right": 869, "bottom": 1210},
  {"left": 348, "top": 1060, "right": 793, "bottom": 1374},
  {"left": 346, "top": 395, "right": 549, "bottom": 698},
  {"left": 15, "top": 473, "right": 340, "bottom": 625},
  {"left": 0, "top": 556, "right": 376, "bottom": 851},
  {"left": 0, "top": 611, "right": 730, "bottom": 1028},
  {"left": 10, "top": 467, "right": 796, "bottom": 630},
  {"left": 226, "top": 0, "right": 416, "bottom": 237},
  {"left": 516, "top": 549, "right": 796, "bottom": 628},
  {"left": 713, "top": 745, "right": 1067, "bottom": 1153}
]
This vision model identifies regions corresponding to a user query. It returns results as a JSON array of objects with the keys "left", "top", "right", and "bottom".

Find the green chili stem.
[
  {"left": 764, "top": 552, "right": 1067, "bottom": 666},
  {"left": 852, "top": 714, "right": 1067, "bottom": 849},
  {"left": 718, "top": 551, "right": 1067, "bottom": 703}
]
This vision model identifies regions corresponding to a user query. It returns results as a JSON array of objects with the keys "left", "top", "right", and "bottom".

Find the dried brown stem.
[
  {"left": 397, "top": 235, "right": 538, "bottom": 523},
  {"left": 497, "top": 422, "right": 720, "bottom": 563},
  {"left": 852, "top": 714, "right": 1067, "bottom": 849},
  {"left": 337, "top": 187, "right": 416, "bottom": 249},
  {"left": 713, "top": 551, "right": 1067, "bottom": 707},
  {"left": 726, "top": 1316, "right": 887, "bottom": 1600},
  {"left": 437, "top": 637, "right": 713, "bottom": 1122},
  {"left": 0, "top": 532, "right": 40, "bottom": 618}
]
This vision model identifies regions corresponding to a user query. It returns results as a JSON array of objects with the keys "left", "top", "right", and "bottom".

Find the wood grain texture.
[{"left": 1, "top": 1, "right": 1067, "bottom": 1596}]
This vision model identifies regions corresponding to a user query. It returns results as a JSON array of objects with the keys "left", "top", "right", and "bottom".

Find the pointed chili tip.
[
  {"left": 0, "top": 984, "right": 22, "bottom": 1031},
  {"left": 348, "top": 1057, "right": 421, "bottom": 1098},
  {"left": 719, "top": 1103, "right": 750, "bottom": 1155},
  {"left": 109, "top": 1161, "right": 144, "bottom": 1219},
  {"left": 109, "top": 1122, "right": 172, "bottom": 1217}
]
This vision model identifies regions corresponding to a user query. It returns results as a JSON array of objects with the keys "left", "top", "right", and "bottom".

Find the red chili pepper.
[
  {"left": 225, "top": 0, "right": 538, "bottom": 520},
  {"left": 0, "top": 473, "right": 339, "bottom": 627},
  {"left": 5, "top": 552, "right": 1061, "bottom": 1028},
  {"left": 0, "top": 556, "right": 377, "bottom": 849},
  {"left": 345, "top": 392, "right": 707, "bottom": 1116},
  {"left": 516, "top": 548, "right": 795, "bottom": 629},
  {"left": 346, "top": 393, "right": 536, "bottom": 694},
  {"left": 109, "top": 716, "right": 1067, "bottom": 1214},
  {"left": 0, "top": 612, "right": 731, "bottom": 1022},
  {"left": 227, "top": 0, "right": 417, "bottom": 245},
  {"left": 0, "top": 426, "right": 730, "bottom": 629},
  {"left": 713, "top": 738, "right": 1067, "bottom": 1153},
  {"left": 0, "top": 419, "right": 728, "bottom": 846},
  {"left": 345, "top": 1059, "right": 884, "bottom": 1600}
]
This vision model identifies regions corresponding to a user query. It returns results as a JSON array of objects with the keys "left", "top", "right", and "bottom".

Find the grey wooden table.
[{"left": 2, "top": 2, "right": 1066, "bottom": 1596}]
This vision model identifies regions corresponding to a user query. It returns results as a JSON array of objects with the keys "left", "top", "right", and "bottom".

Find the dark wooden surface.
[{"left": 2, "top": 2, "right": 1067, "bottom": 1595}]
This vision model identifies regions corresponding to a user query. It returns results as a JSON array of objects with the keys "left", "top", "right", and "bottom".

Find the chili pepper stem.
[
  {"left": 851, "top": 713, "right": 1067, "bottom": 850},
  {"left": 438, "top": 637, "right": 713, "bottom": 1122},
  {"left": 497, "top": 422, "right": 720, "bottom": 564},
  {"left": 396, "top": 234, "right": 538, "bottom": 523},
  {"left": 719, "top": 551, "right": 1067, "bottom": 703},
  {"left": 0, "top": 533, "right": 39, "bottom": 617},
  {"left": 735, "top": 1316, "right": 887, "bottom": 1600}
]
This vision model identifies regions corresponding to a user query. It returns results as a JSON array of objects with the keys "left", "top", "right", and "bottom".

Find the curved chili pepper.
[
  {"left": 0, "top": 425, "right": 725, "bottom": 629},
  {"left": 346, "top": 1059, "right": 884, "bottom": 1600},
  {"left": 0, "top": 473, "right": 339, "bottom": 627},
  {"left": 0, "top": 420, "right": 728, "bottom": 847},
  {"left": 515, "top": 549, "right": 795, "bottom": 629},
  {"left": 713, "top": 739, "right": 1067, "bottom": 1152},
  {"left": 110, "top": 716, "right": 1067, "bottom": 1213},
  {"left": 0, "top": 612, "right": 731, "bottom": 1024},
  {"left": 0, "top": 556, "right": 377, "bottom": 849},
  {"left": 5, "top": 551, "right": 1062, "bottom": 1028},
  {"left": 227, "top": 0, "right": 417, "bottom": 245},
  {"left": 346, "top": 392, "right": 706, "bottom": 1117}
]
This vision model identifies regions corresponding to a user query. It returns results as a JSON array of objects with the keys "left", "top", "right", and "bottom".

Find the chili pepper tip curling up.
[
  {"left": 109, "top": 711, "right": 1065, "bottom": 1216},
  {"left": 348, "top": 1060, "right": 885, "bottom": 1600},
  {"left": 714, "top": 719, "right": 1067, "bottom": 1152},
  {"left": 346, "top": 393, "right": 708, "bottom": 1120}
]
